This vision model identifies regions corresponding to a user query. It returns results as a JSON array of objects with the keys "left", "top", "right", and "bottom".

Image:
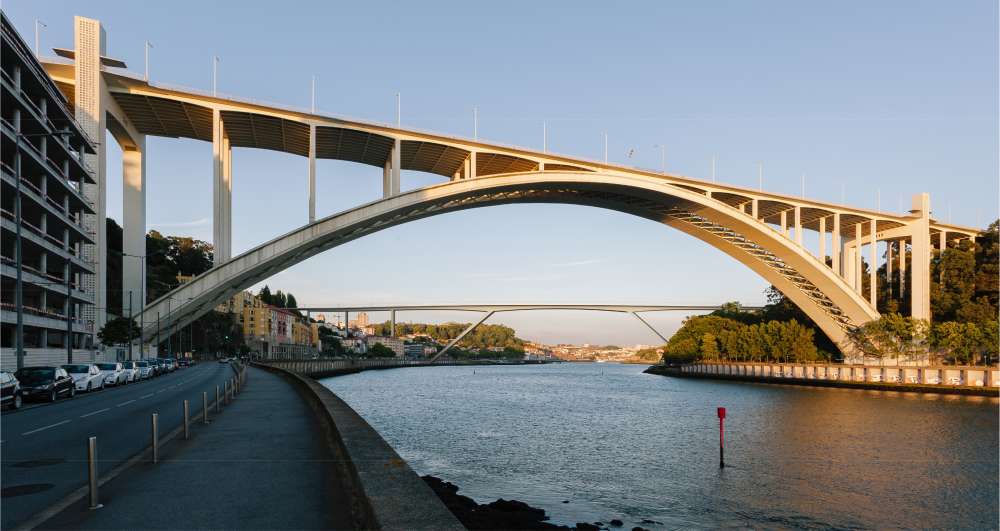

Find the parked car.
[
  {"left": 870, "top": 374, "right": 882, "bottom": 382},
  {"left": 926, "top": 376, "right": 942, "bottom": 384},
  {"left": 135, "top": 361, "right": 156, "bottom": 380},
  {"left": 219, "top": 357, "right": 230, "bottom": 364},
  {"left": 96, "top": 363, "right": 126, "bottom": 387},
  {"left": 178, "top": 359, "right": 190, "bottom": 368},
  {"left": 63, "top": 364, "right": 104, "bottom": 392},
  {"left": 948, "top": 377, "right": 963, "bottom": 386},
  {"left": 165, "top": 358, "right": 178, "bottom": 372},
  {"left": 1, "top": 370, "right": 23, "bottom": 410},
  {"left": 15, "top": 366, "right": 75, "bottom": 402},
  {"left": 121, "top": 361, "right": 139, "bottom": 383}
]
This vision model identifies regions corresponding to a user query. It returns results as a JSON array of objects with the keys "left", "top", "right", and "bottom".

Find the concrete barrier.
[{"left": 253, "top": 362, "right": 463, "bottom": 531}]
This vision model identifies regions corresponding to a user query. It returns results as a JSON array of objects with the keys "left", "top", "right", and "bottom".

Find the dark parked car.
[
  {"left": 14, "top": 366, "right": 75, "bottom": 402},
  {"left": 1, "top": 370, "right": 23, "bottom": 410}
]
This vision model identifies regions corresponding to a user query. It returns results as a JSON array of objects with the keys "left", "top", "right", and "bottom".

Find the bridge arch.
[{"left": 140, "top": 170, "right": 879, "bottom": 352}]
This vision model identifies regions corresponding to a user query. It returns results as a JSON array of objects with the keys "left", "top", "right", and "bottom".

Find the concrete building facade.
[{"left": 1, "top": 13, "right": 99, "bottom": 369}]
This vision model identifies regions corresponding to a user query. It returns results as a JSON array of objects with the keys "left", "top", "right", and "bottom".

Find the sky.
[{"left": 6, "top": 1, "right": 998, "bottom": 346}]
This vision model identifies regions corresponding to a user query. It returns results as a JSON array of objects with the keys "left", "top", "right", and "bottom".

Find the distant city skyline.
[{"left": 6, "top": 0, "right": 996, "bottom": 344}]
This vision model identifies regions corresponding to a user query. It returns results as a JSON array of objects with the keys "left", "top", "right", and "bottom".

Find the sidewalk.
[{"left": 40, "top": 366, "right": 354, "bottom": 530}]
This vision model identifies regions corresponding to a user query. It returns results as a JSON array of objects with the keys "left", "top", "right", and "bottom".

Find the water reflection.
[{"left": 323, "top": 363, "right": 998, "bottom": 530}]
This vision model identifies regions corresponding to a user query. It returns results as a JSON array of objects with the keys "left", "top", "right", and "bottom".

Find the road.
[{"left": 1, "top": 362, "right": 236, "bottom": 529}]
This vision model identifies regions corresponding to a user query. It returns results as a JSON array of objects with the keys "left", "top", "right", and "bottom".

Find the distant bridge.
[
  {"left": 37, "top": 16, "right": 978, "bottom": 355},
  {"left": 291, "top": 304, "right": 763, "bottom": 360}
]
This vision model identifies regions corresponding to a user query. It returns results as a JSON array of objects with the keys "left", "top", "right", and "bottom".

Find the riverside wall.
[{"left": 646, "top": 362, "right": 1000, "bottom": 396}]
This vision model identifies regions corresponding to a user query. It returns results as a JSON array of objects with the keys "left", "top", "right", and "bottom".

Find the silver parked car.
[
  {"left": 96, "top": 362, "right": 127, "bottom": 387},
  {"left": 63, "top": 363, "right": 104, "bottom": 392}
]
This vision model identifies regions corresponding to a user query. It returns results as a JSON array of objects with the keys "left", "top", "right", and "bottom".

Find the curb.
[{"left": 252, "top": 362, "right": 464, "bottom": 531}]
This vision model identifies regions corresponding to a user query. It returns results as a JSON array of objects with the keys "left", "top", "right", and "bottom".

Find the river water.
[{"left": 321, "top": 362, "right": 998, "bottom": 530}]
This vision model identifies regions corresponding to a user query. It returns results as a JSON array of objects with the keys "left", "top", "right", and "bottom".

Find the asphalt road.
[{"left": 1, "top": 362, "right": 237, "bottom": 529}]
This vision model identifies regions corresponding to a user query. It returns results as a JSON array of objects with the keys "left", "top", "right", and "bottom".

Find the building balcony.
[
  {"left": 0, "top": 166, "right": 95, "bottom": 242},
  {"left": 0, "top": 303, "right": 92, "bottom": 333},
  {"left": 0, "top": 213, "right": 95, "bottom": 274}
]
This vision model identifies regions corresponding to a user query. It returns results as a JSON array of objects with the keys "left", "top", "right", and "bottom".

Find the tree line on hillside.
[
  {"left": 659, "top": 221, "right": 1000, "bottom": 366},
  {"left": 371, "top": 321, "right": 525, "bottom": 353},
  {"left": 101, "top": 219, "right": 243, "bottom": 356}
]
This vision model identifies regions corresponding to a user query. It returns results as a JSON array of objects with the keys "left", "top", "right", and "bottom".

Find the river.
[{"left": 321, "top": 362, "right": 998, "bottom": 530}]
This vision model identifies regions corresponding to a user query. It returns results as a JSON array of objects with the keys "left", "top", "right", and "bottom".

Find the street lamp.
[{"left": 14, "top": 129, "right": 72, "bottom": 370}]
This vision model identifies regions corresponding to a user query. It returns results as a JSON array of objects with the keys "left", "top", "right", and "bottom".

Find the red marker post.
[{"left": 717, "top": 407, "right": 726, "bottom": 468}]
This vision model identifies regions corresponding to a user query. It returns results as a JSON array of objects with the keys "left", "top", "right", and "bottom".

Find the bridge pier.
[
  {"left": 308, "top": 124, "right": 316, "bottom": 222},
  {"left": 122, "top": 135, "right": 146, "bottom": 324},
  {"left": 212, "top": 109, "right": 232, "bottom": 262}
]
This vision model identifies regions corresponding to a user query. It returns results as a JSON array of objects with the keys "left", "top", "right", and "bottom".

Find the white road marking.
[
  {"left": 140, "top": 393, "right": 154, "bottom": 399},
  {"left": 80, "top": 408, "right": 110, "bottom": 418},
  {"left": 116, "top": 399, "right": 136, "bottom": 407},
  {"left": 22, "top": 419, "right": 71, "bottom": 436},
  {"left": 156, "top": 389, "right": 166, "bottom": 394}
]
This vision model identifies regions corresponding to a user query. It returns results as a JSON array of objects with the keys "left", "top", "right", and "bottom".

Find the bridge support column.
[
  {"left": 751, "top": 198, "right": 758, "bottom": 220},
  {"left": 390, "top": 309, "right": 396, "bottom": 337},
  {"left": 122, "top": 136, "right": 146, "bottom": 318},
  {"left": 818, "top": 216, "right": 826, "bottom": 263},
  {"left": 854, "top": 223, "right": 863, "bottom": 294},
  {"left": 832, "top": 212, "right": 841, "bottom": 276},
  {"left": 308, "top": 124, "right": 316, "bottom": 223},
  {"left": 909, "top": 193, "right": 931, "bottom": 321},
  {"left": 212, "top": 109, "right": 232, "bottom": 263},
  {"left": 780, "top": 210, "right": 788, "bottom": 238},
  {"left": 383, "top": 139, "right": 401, "bottom": 197},
  {"left": 74, "top": 16, "right": 108, "bottom": 340},
  {"left": 869, "top": 219, "right": 877, "bottom": 306},
  {"left": 470, "top": 151, "right": 477, "bottom": 179},
  {"left": 794, "top": 206, "right": 802, "bottom": 247},
  {"left": 886, "top": 240, "right": 893, "bottom": 300},
  {"left": 899, "top": 238, "right": 906, "bottom": 299}
]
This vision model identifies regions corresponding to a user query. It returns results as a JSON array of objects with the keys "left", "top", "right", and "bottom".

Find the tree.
[
  {"left": 930, "top": 321, "right": 985, "bottom": 366},
  {"left": 258, "top": 285, "right": 273, "bottom": 305},
  {"left": 368, "top": 342, "right": 396, "bottom": 358},
  {"left": 846, "top": 314, "right": 929, "bottom": 365},
  {"left": 700, "top": 333, "right": 719, "bottom": 360},
  {"left": 98, "top": 317, "right": 141, "bottom": 346}
]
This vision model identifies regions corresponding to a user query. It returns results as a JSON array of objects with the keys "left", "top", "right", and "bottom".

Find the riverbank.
[
  {"left": 646, "top": 363, "right": 1000, "bottom": 396},
  {"left": 423, "top": 475, "right": 655, "bottom": 531}
]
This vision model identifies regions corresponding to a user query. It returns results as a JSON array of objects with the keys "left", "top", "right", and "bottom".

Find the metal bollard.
[
  {"left": 151, "top": 413, "right": 159, "bottom": 464},
  {"left": 216, "top": 385, "right": 221, "bottom": 412},
  {"left": 203, "top": 391, "right": 209, "bottom": 424},
  {"left": 183, "top": 400, "right": 190, "bottom": 440},
  {"left": 87, "top": 436, "right": 102, "bottom": 509}
]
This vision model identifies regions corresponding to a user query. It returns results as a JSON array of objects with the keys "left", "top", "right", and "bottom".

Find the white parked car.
[
  {"left": 887, "top": 374, "right": 900, "bottom": 383},
  {"left": 926, "top": 376, "right": 942, "bottom": 384},
  {"left": 96, "top": 363, "right": 126, "bottom": 387},
  {"left": 63, "top": 364, "right": 104, "bottom": 392},
  {"left": 948, "top": 377, "right": 963, "bottom": 386},
  {"left": 135, "top": 361, "right": 156, "bottom": 380},
  {"left": 870, "top": 374, "right": 882, "bottom": 382},
  {"left": 120, "top": 361, "right": 139, "bottom": 383}
]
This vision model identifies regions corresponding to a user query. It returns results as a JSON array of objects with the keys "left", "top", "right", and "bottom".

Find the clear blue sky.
[{"left": 6, "top": 1, "right": 997, "bottom": 346}]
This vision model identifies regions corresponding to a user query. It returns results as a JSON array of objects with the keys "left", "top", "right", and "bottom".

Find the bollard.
[
  {"left": 87, "top": 436, "right": 102, "bottom": 510},
  {"left": 203, "top": 391, "right": 209, "bottom": 424},
  {"left": 183, "top": 400, "right": 190, "bottom": 440},
  {"left": 216, "top": 385, "right": 221, "bottom": 412},
  {"left": 151, "top": 413, "right": 159, "bottom": 464}
]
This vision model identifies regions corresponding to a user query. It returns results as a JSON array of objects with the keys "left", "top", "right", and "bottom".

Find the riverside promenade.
[
  {"left": 39, "top": 365, "right": 355, "bottom": 529},
  {"left": 33, "top": 361, "right": 464, "bottom": 530}
]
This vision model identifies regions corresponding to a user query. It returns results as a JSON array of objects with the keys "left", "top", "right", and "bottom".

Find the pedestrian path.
[{"left": 41, "top": 366, "right": 354, "bottom": 530}]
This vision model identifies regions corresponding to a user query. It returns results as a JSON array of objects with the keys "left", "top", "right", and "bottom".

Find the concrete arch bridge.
[{"left": 39, "top": 17, "right": 977, "bottom": 356}]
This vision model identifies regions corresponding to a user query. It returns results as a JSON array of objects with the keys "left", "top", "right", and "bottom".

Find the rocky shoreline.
[{"left": 422, "top": 476, "right": 659, "bottom": 531}]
